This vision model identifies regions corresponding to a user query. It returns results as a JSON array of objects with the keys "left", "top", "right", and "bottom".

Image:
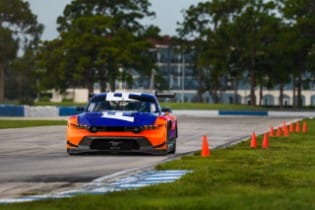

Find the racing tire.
[
  {"left": 165, "top": 121, "right": 177, "bottom": 154},
  {"left": 169, "top": 140, "right": 176, "bottom": 154}
]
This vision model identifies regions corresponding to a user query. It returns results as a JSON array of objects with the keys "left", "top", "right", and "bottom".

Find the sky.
[{"left": 25, "top": 0, "right": 207, "bottom": 41}]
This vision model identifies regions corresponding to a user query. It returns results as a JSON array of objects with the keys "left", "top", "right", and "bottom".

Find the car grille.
[
  {"left": 88, "top": 126, "right": 142, "bottom": 133},
  {"left": 90, "top": 139, "right": 140, "bottom": 150},
  {"left": 92, "top": 126, "right": 128, "bottom": 131}
]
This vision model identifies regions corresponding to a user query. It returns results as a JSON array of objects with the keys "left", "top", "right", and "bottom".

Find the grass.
[
  {"left": 160, "top": 102, "right": 265, "bottom": 110},
  {"left": 0, "top": 120, "right": 66, "bottom": 129},
  {"left": 34, "top": 101, "right": 86, "bottom": 107},
  {"left": 2, "top": 119, "right": 315, "bottom": 209},
  {"left": 33, "top": 101, "right": 263, "bottom": 110},
  {"left": 27, "top": 100, "right": 315, "bottom": 111}
]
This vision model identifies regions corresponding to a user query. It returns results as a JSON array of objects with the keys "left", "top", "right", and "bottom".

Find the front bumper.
[
  {"left": 66, "top": 115, "right": 169, "bottom": 154},
  {"left": 67, "top": 135, "right": 167, "bottom": 154}
]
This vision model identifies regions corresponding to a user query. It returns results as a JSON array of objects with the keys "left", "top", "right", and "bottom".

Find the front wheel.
[
  {"left": 166, "top": 121, "right": 177, "bottom": 154},
  {"left": 168, "top": 140, "right": 176, "bottom": 154}
]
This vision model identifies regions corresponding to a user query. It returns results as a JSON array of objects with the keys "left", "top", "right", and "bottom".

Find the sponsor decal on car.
[{"left": 101, "top": 111, "right": 135, "bottom": 122}]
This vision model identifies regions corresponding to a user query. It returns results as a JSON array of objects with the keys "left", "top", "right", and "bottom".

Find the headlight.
[
  {"left": 143, "top": 125, "right": 160, "bottom": 130},
  {"left": 130, "top": 125, "right": 162, "bottom": 133},
  {"left": 68, "top": 117, "right": 90, "bottom": 130},
  {"left": 76, "top": 124, "right": 90, "bottom": 129}
]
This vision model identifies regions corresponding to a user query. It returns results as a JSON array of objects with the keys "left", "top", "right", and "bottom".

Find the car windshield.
[{"left": 86, "top": 95, "right": 158, "bottom": 113}]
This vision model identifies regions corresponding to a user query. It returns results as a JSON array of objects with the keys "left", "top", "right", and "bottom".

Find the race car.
[{"left": 66, "top": 92, "right": 177, "bottom": 155}]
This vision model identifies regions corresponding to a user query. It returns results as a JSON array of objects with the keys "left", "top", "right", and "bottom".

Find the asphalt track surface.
[{"left": 0, "top": 115, "right": 299, "bottom": 199}]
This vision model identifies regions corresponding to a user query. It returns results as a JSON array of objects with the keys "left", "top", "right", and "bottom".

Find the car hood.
[{"left": 77, "top": 111, "right": 158, "bottom": 126}]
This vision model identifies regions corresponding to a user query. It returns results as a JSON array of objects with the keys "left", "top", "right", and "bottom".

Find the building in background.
[{"left": 51, "top": 36, "right": 315, "bottom": 106}]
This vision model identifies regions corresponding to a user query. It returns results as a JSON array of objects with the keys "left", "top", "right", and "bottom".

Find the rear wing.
[
  {"left": 155, "top": 92, "right": 176, "bottom": 107},
  {"left": 155, "top": 92, "right": 176, "bottom": 99}
]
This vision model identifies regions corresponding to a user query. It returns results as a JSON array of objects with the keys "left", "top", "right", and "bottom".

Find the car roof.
[{"left": 90, "top": 92, "right": 157, "bottom": 103}]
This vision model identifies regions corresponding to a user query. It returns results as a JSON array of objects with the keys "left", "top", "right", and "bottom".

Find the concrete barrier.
[
  {"left": 219, "top": 110, "right": 268, "bottom": 116},
  {"left": 268, "top": 111, "right": 315, "bottom": 118},
  {"left": 173, "top": 110, "right": 218, "bottom": 117},
  {"left": 24, "top": 106, "right": 59, "bottom": 117},
  {"left": 0, "top": 105, "right": 24, "bottom": 117},
  {"left": 1, "top": 105, "right": 315, "bottom": 118},
  {"left": 59, "top": 107, "right": 79, "bottom": 116}
]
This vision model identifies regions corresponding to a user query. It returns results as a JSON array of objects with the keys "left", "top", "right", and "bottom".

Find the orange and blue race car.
[{"left": 66, "top": 92, "right": 177, "bottom": 155}]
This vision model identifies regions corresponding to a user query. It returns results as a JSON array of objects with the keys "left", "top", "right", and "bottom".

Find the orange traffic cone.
[
  {"left": 262, "top": 133, "right": 269, "bottom": 149},
  {"left": 295, "top": 122, "right": 301, "bottom": 132},
  {"left": 283, "top": 122, "right": 289, "bottom": 136},
  {"left": 201, "top": 135, "right": 210, "bottom": 157},
  {"left": 303, "top": 121, "right": 308, "bottom": 133},
  {"left": 289, "top": 123, "right": 294, "bottom": 133},
  {"left": 277, "top": 127, "right": 282, "bottom": 137},
  {"left": 269, "top": 126, "right": 275, "bottom": 137},
  {"left": 250, "top": 132, "right": 257, "bottom": 148}
]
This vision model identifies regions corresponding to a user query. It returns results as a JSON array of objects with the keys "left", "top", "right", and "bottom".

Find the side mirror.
[
  {"left": 76, "top": 106, "right": 85, "bottom": 113},
  {"left": 161, "top": 107, "right": 172, "bottom": 113}
]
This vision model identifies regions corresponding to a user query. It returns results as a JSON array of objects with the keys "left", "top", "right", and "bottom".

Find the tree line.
[
  {"left": 178, "top": 0, "right": 315, "bottom": 107},
  {"left": 0, "top": 0, "right": 314, "bottom": 107}
]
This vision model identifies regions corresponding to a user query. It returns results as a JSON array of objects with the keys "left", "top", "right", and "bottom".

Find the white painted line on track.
[{"left": 0, "top": 170, "right": 191, "bottom": 204}]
